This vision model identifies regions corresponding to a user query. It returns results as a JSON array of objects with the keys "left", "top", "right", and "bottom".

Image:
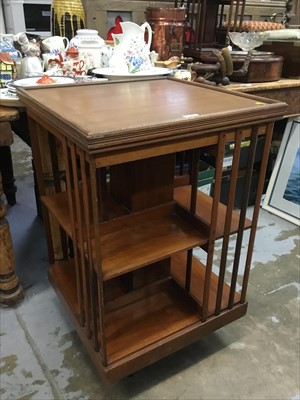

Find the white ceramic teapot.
[{"left": 109, "top": 21, "right": 153, "bottom": 73}]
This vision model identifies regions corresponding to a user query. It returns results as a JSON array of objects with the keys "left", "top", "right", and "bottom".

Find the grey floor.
[{"left": 1, "top": 134, "right": 299, "bottom": 400}]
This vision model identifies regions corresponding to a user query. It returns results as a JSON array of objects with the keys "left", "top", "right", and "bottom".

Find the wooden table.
[
  {"left": 226, "top": 79, "right": 300, "bottom": 118},
  {"left": 18, "top": 78, "right": 287, "bottom": 381},
  {"left": 0, "top": 106, "right": 19, "bottom": 205}
]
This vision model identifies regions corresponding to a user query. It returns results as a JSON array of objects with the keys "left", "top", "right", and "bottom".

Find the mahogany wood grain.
[
  {"left": 41, "top": 192, "right": 72, "bottom": 236},
  {"left": 110, "top": 154, "right": 175, "bottom": 211},
  {"left": 241, "top": 122, "right": 275, "bottom": 303},
  {"left": 170, "top": 252, "right": 241, "bottom": 317},
  {"left": 215, "top": 129, "right": 242, "bottom": 315},
  {"left": 18, "top": 80, "right": 286, "bottom": 155},
  {"left": 21, "top": 79, "right": 286, "bottom": 381},
  {"left": 49, "top": 259, "right": 247, "bottom": 382},
  {"left": 228, "top": 127, "right": 258, "bottom": 309},
  {"left": 94, "top": 203, "right": 208, "bottom": 280},
  {"left": 174, "top": 185, "right": 252, "bottom": 236}
]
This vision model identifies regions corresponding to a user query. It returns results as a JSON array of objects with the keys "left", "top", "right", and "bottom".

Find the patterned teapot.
[{"left": 109, "top": 21, "right": 152, "bottom": 73}]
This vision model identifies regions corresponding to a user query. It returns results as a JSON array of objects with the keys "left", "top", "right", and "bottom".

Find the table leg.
[
  {"left": 0, "top": 146, "right": 17, "bottom": 205},
  {"left": 0, "top": 175, "right": 23, "bottom": 307}
]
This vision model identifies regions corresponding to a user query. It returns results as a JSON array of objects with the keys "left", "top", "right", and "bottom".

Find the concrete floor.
[{"left": 1, "top": 134, "right": 299, "bottom": 400}]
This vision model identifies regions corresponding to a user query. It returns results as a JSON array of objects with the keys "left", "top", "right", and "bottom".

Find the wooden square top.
[{"left": 17, "top": 78, "right": 287, "bottom": 154}]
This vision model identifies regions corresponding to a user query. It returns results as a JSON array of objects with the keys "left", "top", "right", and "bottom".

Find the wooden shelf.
[
  {"left": 48, "top": 259, "right": 80, "bottom": 321},
  {"left": 41, "top": 191, "right": 129, "bottom": 239},
  {"left": 96, "top": 203, "right": 208, "bottom": 281},
  {"left": 41, "top": 192, "right": 72, "bottom": 237},
  {"left": 104, "top": 280, "right": 201, "bottom": 363},
  {"left": 174, "top": 186, "right": 252, "bottom": 237},
  {"left": 49, "top": 260, "right": 201, "bottom": 364},
  {"left": 42, "top": 194, "right": 209, "bottom": 281},
  {"left": 171, "top": 252, "right": 241, "bottom": 316},
  {"left": 48, "top": 254, "right": 243, "bottom": 374}
]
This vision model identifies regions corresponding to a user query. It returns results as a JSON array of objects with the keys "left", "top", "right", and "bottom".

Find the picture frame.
[{"left": 263, "top": 116, "right": 300, "bottom": 226}]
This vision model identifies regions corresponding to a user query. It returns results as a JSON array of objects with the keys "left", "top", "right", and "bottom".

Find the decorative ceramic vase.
[{"left": 51, "top": 0, "right": 86, "bottom": 40}]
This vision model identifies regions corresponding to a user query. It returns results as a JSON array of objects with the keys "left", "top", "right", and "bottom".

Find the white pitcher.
[{"left": 109, "top": 21, "right": 153, "bottom": 73}]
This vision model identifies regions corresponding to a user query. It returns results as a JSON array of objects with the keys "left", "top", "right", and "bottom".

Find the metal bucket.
[{"left": 145, "top": 7, "right": 186, "bottom": 61}]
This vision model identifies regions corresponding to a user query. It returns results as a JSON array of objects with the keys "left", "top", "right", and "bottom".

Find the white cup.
[
  {"left": 42, "top": 36, "right": 70, "bottom": 55},
  {"left": 174, "top": 69, "right": 191, "bottom": 81}
]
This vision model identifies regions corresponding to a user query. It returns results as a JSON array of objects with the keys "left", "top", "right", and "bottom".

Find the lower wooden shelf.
[
  {"left": 171, "top": 252, "right": 241, "bottom": 316},
  {"left": 48, "top": 255, "right": 247, "bottom": 381}
]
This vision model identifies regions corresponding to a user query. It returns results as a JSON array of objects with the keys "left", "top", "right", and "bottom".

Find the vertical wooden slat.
[
  {"left": 216, "top": 3, "right": 225, "bottom": 43},
  {"left": 233, "top": 0, "right": 240, "bottom": 31},
  {"left": 178, "top": 151, "right": 185, "bottom": 176},
  {"left": 202, "top": 133, "right": 225, "bottom": 321},
  {"left": 27, "top": 117, "right": 55, "bottom": 263},
  {"left": 48, "top": 134, "right": 62, "bottom": 193},
  {"left": 215, "top": 129, "right": 242, "bottom": 315},
  {"left": 228, "top": 126, "right": 259, "bottom": 309},
  {"left": 70, "top": 148, "right": 93, "bottom": 339},
  {"left": 190, "top": 148, "right": 200, "bottom": 214},
  {"left": 227, "top": 0, "right": 234, "bottom": 32},
  {"left": 185, "top": 248, "right": 193, "bottom": 292},
  {"left": 48, "top": 133, "right": 68, "bottom": 259},
  {"left": 188, "top": 0, "right": 196, "bottom": 50},
  {"left": 62, "top": 140, "right": 84, "bottom": 326},
  {"left": 238, "top": 0, "right": 246, "bottom": 30},
  {"left": 241, "top": 123, "right": 274, "bottom": 303},
  {"left": 186, "top": 148, "right": 200, "bottom": 293},
  {"left": 97, "top": 168, "right": 108, "bottom": 222},
  {"left": 69, "top": 143, "right": 87, "bottom": 325},
  {"left": 198, "top": 0, "right": 207, "bottom": 51},
  {"left": 89, "top": 158, "right": 107, "bottom": 363}
]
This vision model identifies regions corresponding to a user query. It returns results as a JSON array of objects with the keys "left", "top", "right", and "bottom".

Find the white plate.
[
  {"left": 0, "top": 89, "right": 24, "bottom": 107},
  {"left": 11, "top": 76, "right": 76, "bottom": 89},
  {"left": 92, "top": 67, "right": 173, "bottom": 80}
]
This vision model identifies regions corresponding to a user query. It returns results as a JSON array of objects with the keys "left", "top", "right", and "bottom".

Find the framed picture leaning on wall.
[{"left": 263, "top": 116, "right": 300, "bottom": 226}]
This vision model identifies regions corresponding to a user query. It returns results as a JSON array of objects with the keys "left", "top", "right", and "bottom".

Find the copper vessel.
[{"left": 145, "top": 7, "right": 186, "bottom": 61}]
